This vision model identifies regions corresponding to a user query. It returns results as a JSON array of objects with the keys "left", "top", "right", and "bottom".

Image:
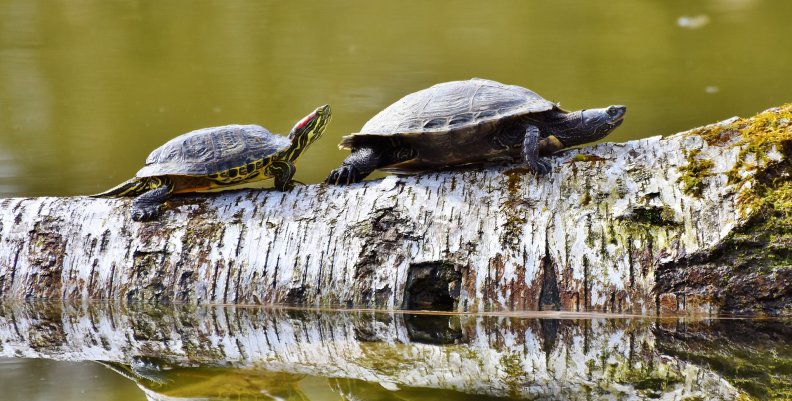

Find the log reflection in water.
[
  {"left": 654, "top": 319, "right": 792, "bottom": 401},
  {"left": 0, "top": 302, "right": 775, "bottom": 400}
]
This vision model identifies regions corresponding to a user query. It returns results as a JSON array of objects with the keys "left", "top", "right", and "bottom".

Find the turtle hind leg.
[
  {"left": 326, "top": 145, "right": 415, "bottom": 185},
  {"left": 326, "top": 147, "right": 380, "bottom": 185},
  {"left": 131, "top": 180, "right": 174, "bottom": 221}
]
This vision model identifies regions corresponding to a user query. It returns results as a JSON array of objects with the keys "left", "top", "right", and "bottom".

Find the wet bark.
[
  {"left": 0, "top": 106, "right": 790, "bottom": 314},
  {"left": 0, "top": 302, "right": 752, "bottom": 400}
]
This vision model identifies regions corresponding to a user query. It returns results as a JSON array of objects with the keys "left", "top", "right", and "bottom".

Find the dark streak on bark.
[
  {"left": 87, "top": 258, "right": 98, "bottom": 298},
  {"left": 210, "top": 260, "right": 221, "bottom": 301},
  {"left": 223, "top": 261, "right": 233, "bottom": 303},
  {"left": 316, "top": 251, "right": 324, "bottom": 299},
  {"left": 583, "top": 256, "right": 590, "bottom": 310},
  {"left": 628, "top": 236, "right": 635, "bottom": 288},
  {"left": 108, "top": 262, "right": 116, "bottom": 299},
  {"left": 272, "top": 255, "right": 280, "bottom": 291},
  {"left": 234, "top": 260, "right": 243, "bottom": 304},
  {"left": 5, "top": 247, "right": 22, "bottom": 297},
  {"left": 234, "top": 226, "right": 246, "bottom": 257}
]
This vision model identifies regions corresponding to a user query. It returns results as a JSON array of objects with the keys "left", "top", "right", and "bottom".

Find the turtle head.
[
  {"left": 553, "top": 105, "right": 626, "bottom": 147},
  {"left": 290, "top": 104, "right": 332, "bottom": 143},
  {"left": 285, "top": 104, "right": 332, "bottom": 161}
]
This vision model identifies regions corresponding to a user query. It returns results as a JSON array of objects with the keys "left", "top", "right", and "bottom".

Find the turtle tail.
[{"left": 92, "top": 177, "right": 153, "bottom": 198}]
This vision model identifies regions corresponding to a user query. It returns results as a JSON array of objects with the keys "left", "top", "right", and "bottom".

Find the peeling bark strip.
[
  {"left": 0, "top": 107, "right": 790, "bottom": 313},
  {"left": 0, "top": 302, "right": 745, "bottom": 400}
]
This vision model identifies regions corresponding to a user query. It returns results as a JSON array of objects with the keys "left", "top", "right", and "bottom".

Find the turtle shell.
[
  {"left": 136, "top": 124, "right": 291, "bottom": 177},
  {"left": 340, "top": 78, "right": 556, "bottom": 148},
  {"left": 339, "top": 78, "right": 559, "bottom": 172}
]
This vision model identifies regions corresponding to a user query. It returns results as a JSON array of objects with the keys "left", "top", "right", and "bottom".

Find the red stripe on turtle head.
[{"left": 293, "top": 111, "right": 317, "bottom": 131}]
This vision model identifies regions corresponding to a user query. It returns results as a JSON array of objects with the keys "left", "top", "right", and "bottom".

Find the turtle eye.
[{"left": 607, "top": 106, "right": 625, "bottom": 117}]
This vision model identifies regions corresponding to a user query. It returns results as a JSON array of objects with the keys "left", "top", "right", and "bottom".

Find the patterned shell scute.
[
  {"left": 136, "top": 124, "right": 291, "bottom": 177},
  {"left": 360, "top": 78, "right": 555, "bottom": 136}
]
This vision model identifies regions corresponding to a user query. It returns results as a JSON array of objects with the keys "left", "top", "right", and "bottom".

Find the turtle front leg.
[
  {"left": 268, "top": 160, "right": 298, "bottom": 191},
  {"left": 325, "top": 146, "right": 382, "bottom": 185},
  {"left": 131, "top": 178, "right": 174, "bottom": 221},
  {"left": 522, "top": 125, "right": 551, "bottom": 175}
]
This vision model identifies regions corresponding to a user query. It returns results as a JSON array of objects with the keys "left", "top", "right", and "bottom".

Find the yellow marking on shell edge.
[
  {"left": 173, "top": 185, "right": 213, "bottom": 194},
  {"left": 207, "top": 158, "right": 274, "bottom": 185},
  {"left": 196, "top": 177, "right": 276, "bottom": 193}
]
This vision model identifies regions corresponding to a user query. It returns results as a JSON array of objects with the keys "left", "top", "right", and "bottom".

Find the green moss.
[
  {"left": 684, "top": 105, "right": 792, "bottom": 273},
  {"left": 569, "top": 153, "right": 610, "bottom": 163},
  {"left": 726, "top": 106, "right": 792, "bottom": 269},
  {"left": 581, "top": 191, "right": 592, "bottom": 206},
  {"left": 689, "top": 105, "right": 792, "bottom": 146},
  {"left": 499, "top": 353, "right": 529, "bottom": 397},
  {"left": 677, "top": 148, "right": 715, "bottom": 197},
  {"left": 501, "top": 168, "right": 531, "bottom": 248},
  {"left": 687, "top": 104, "right": 792, "bottom": 217},
  {"left": 357, "top": 343, "right": 416, "bottom": 376},
  {"left": 613, "top": 363, "right": 684, "bottom": 398},
  {"left": 620, "top": 205, "right": 679, "bottom": 227},
  {"left": 739, "top": 179, "right": 792, "bottom": 230},
  {"left": 503, "top": 167, "right": 530, "bottom": 195},
  {"left": 729, "top": 180, "right": 792, "bottom": 271},
  {"left": 665, "top": 343, "right": 792, "bottom": 401}
]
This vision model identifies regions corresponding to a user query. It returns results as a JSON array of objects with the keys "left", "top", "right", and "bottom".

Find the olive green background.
[{"left": 1, "top": 0, "right": 791, "bottom": 197}]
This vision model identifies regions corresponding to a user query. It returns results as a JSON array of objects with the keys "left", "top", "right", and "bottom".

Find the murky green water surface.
[
  {"left": 2, "top": 0, "right": 792, "bottom": 196},
  {"left": 2, "top": 0, "right": 792, "bottom": 399},
  {"left": 1, "top": 302, "right": 791, "bottom": 401}
]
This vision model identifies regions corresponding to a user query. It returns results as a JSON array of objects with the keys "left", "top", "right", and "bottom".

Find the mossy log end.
[{"left": 0, "top": 105, "right": 790, "bottom": 315}]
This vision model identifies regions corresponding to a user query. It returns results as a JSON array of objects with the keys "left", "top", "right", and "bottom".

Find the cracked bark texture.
[
  {"left": 0, "top": 302, "right": 747, "bottom": 400},
  {"left": 0, "top": 107, "right": 790, "bottom": 314}
]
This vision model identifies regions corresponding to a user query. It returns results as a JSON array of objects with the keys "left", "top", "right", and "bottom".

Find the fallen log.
[{"left": 0, "top": 105, "right": 790, "bottom": 314}]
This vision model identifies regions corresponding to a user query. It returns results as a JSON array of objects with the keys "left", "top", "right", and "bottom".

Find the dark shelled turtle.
[
  {"left": 95, "top": 104, "right": 331, "bottom": 221},
  {"left": 326, "top": 78, "right": 625, "bottom": 184}
]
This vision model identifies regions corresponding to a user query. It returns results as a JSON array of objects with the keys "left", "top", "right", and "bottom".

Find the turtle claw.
[
  {"left": 131, "top": 185, "right": 171, "bottom": 222},
  {"left": 275, "top": 180, "right": 296, "bottom": 191},
  {"left": 528, "top": 159, "right": 552, "bottom": 175},
  {"left": 131, "top": 205, "right": 162, "bottom": 222},
  {"left": 277, "top": 179, "right": 305, "bottom": 191},
  {"left": 325, "top": 166, "right": 361, "bottom": 185}
]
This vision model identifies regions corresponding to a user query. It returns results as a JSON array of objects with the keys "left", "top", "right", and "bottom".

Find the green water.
[
  {"left": 2, "top": 1, "right": 792, "bottom": 400},
  {"left": 1, "top": 0, "right": 792, "bottom": 196}
]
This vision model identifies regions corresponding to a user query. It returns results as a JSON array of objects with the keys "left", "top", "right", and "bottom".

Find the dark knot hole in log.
[
  {"left": 402, "top": 261, "right": 462, "bottom": 311},
  {"left": 539, "top": 249, "right": 561, "bottom": 311}
]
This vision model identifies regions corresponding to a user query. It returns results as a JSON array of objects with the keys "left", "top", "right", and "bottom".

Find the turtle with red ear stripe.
[{"left": 94, "top": 104, "right": 332, "bottom": 221}]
